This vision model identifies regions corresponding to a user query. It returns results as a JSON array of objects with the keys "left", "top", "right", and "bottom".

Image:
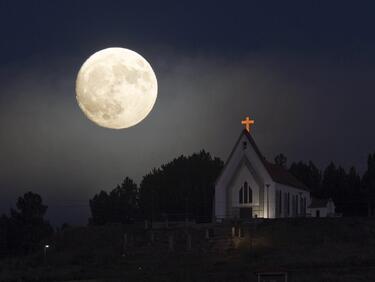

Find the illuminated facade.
[{"left": 214, "top": 130, "right": 311, "bottom": 220}]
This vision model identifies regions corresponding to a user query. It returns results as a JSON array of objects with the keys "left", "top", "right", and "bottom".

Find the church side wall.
[
  {"left": 214, "top": 181, "right": 227, "bottom": 220},
  {"left": 274, "top": 183, "right": 311, "bottom": 218},
  {"left": 263, "top": 183, "right": 275, "bottom": 218}
]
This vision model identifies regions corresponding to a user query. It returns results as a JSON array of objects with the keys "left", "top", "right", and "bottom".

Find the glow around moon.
[{"left": 76, "top": 48, "right": 158, "bottom": 129}]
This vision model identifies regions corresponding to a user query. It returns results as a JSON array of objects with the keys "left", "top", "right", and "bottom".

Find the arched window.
[
  {"left": 247, "top": 182, "right": 252, "bottom": 203},
  {"left": 239, "top": 181, "right": 253, "bottom": 204},
  {"left": 244, "top": 182, "right": 248, "bottom": 203}
]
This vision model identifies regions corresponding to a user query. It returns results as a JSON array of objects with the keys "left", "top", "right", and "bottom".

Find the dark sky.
[{"left": 1, "top": 1, "right": 375, "bottom": 225}]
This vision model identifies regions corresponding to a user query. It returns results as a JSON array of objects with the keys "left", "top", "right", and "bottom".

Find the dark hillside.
[{"left": 1, "top": 218, "right": 375, "bottom": 281}]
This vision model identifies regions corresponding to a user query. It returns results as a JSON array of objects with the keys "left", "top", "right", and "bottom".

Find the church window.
[
  {"left": 246, "top": 182, "right": 252, "bottom": 203},
  {"left": 276, "top": 190, "right": 283, "bottom": 217},
  {"left": 244, "top": 182, "right": 248, "bottom": 203},
  {"left": 279, "top": 191, "right": 283, "bottom": 216},
  {"left": 284, "top": 193, "right": 288, "bottom": 216},
  {"left": 242, "top": 141, "right": 247, "bottom": 150},
  {"left": 276, "top": 191, "right": 279, "bottom": 217},
  {"left": 295, "top": 195, "right": 299, "bottom": 215},
  {"left": 275, "top": 190, "right": 279, "bottom": 217},
  {"left": 292, "top": 195, "right": 296, "bottom": 216},
  {"left": 239, "top": 181, "right": 252, "bottom": 204}
]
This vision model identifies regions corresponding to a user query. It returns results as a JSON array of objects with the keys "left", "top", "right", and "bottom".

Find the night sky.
[{"left": 1, "top": 1, "right": 375, "bottom": 225}]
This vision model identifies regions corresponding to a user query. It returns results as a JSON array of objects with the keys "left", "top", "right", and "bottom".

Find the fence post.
[
  {"left": 165, "top": 216, "right": 169, "bottom": 228},
  {"left": 186, "top": 233, "right": 192, "bottom": 251},
  {"left": 168, "top": 234, "right": 174, "bottom": 252},
  {"left": 123, "top": 233, "right": 128, "bottom": 255}
]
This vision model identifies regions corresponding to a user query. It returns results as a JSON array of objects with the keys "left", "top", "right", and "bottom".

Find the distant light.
[{"left": 45, "top": 244, "right": 50, "bottom": 248}]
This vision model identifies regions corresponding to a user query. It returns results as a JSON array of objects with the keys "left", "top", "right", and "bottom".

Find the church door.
[
  {"left": 316, "top": 210, "right": 320, "bottom": 218},
  {"left": 240, "top": 207, "right": 252, "bottom": 220}
]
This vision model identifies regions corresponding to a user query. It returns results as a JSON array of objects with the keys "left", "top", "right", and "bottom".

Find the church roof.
[
  {"left": 218, "top": 130, "right": 309, "bottom": 191},
  {"left": 262, "top": 161, "right": 309, "bottom": 191}
]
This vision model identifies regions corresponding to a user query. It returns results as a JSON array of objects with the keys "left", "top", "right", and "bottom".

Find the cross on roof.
[{"left": 241, "top": 116, "right": 254, "bottom": 132}]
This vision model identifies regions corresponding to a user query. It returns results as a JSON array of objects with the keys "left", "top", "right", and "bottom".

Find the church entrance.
[{"left": 239, "top": 207, "right": 252, "bottom": 220}]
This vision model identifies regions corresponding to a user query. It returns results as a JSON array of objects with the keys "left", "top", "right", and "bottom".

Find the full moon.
[{"left": 75, "top": 47, "right": 157, "bottom": 129}]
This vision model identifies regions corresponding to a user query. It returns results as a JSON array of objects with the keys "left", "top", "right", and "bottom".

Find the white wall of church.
[
  {"left": 274, "top": 183, "right": 311, "bottom": 218},
  {"left": 263, "top": 183, "right": 275, "bottom": 218},
  {"left": 214, "top": 181, "right": 227, "bottom": 220}
]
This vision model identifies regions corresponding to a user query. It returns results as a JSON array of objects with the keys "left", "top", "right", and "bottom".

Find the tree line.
[
  {"left": 89, "top": 150, "right": 223, "bottom": 225},
  {"left": 89, "top": 150, "right": 375, "bottom": 225},
  {"left": 276, "top": 153, "right": 368, "bottom": 216}
]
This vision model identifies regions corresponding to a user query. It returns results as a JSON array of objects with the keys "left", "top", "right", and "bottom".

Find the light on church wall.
[{"left": 265, "top": 184, "right": 271, "bottom": 218}]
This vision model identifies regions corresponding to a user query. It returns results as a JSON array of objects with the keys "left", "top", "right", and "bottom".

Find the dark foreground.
[{"left": 1, "top": 217, "right": 375, "bottom": 281}]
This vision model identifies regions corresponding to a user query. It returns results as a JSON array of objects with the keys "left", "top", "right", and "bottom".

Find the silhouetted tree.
[
  {"left": 289, "top": 160, "right": 366, "bottom": 216},
  {"left": 11, "top": 192, "right": 48, "bottom": 223},
  {"left": 321, "top": 162, "right": 337, "bottom": 198},
  {"left": 363, "top": 153, "right": 375, "bottom": 215},
  {"left": 274, "top": 153, "right": 287, "bottom": 168},
  {"left": 0, "top": 214, "right": 9, "bottom": 256},
  {"left": 348, "top": 166, "right": 361, "bottom": 194},
  {"left": 89, "top": 191, "right": 110, "bottom": 225},
  {"left": 318, "top": 163, "right": 365, "bottom": 215},
  {"left": 7, "top": 192, "right": 52, "bottom": 254},
  {"left": 344, "top": 166, "right": 364, "bottom": 215},
  {"left": 363, "top": 153, "right": 375, "bottom": 195},
  {"left": 89, "top": 177, "right": 138, "bottom": 225},
  {"left": 109, "top": 177, "right": 138, "bottom": 223},
  {"left": 139, "top": 150, "right": 223, "bottom": 222},
  {"left": 289, "top": 161, "right": 321, "bottom": 194}
]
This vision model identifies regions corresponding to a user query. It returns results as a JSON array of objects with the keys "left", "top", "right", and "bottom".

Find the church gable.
[
  {"left": 215, "top": 130, "right": 273, "bottom": 190},
  {"left": 214, "top": 130, "right": 273, "bottom": 219},
  {"left": 227, "top": 158, "right": 262, "bottom": 208}
]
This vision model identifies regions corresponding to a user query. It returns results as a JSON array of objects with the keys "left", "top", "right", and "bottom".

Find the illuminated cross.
[{"left": 241, "top": 116, "right": 255, "bottom": 132}]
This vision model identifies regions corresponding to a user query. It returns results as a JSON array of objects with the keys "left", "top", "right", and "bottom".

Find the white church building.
[{"left": 214, "top": 119, "right": 314, "bottom": 220}]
